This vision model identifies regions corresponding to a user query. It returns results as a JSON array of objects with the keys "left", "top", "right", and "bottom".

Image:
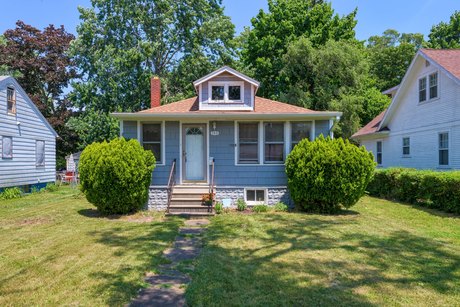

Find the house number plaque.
[{"left": 210, "top": 131, "right": 220, "bottom": 136}]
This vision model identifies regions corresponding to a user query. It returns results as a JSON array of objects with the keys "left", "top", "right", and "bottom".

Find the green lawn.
[
  {"left": 0, "top": 186, "right": 182, "bottom": 306},
  {"left": 186, "top": 197, "right": 460, "bottom": 306}
]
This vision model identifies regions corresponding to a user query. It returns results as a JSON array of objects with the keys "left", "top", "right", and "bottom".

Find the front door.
[{"left": 182, "top": 124, "right": 207, "bottom": 182}]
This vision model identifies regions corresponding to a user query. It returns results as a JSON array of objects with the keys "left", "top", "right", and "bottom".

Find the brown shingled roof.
[
  {"left": 352, "top": 110, "right": 387, "bottom": 138},
  {"left": 139, "top": 96, "right": 320, "bottom": 114},
  {"left": 421, "top": 49, "right": 460, "bottom": 81}
]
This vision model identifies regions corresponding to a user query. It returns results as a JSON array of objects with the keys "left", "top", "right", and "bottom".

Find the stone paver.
[{"left": 129, "top": 219, "right": 209, "bottom": 307}]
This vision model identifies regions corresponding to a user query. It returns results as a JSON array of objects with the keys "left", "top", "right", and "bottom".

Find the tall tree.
[
  {"left": 241, "top": 0, "right": 357, "bottom": 99},
  {"left": 428, "top": 11, "right": 460, "bottom": 49},
  {"left": 280, "top": 37, "right": 390, "bottom": 138},
  {"left": 366, "top": 29, "right": 424, "bottom": 91},
  {"left": 0, "top": 21, "right": 79, "bottom": 168},
  {"left": 69, "top": 0, "right": 235, "bottom": 147}
]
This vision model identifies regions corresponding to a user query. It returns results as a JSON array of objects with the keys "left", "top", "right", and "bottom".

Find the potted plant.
[{"left": 201, "top": 193, "right": 214, "bottom": 206}]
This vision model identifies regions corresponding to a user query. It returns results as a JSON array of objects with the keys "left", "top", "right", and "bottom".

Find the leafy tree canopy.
[
  {"left": 428, "top": 11, "right": 460, "bottom": 49},
  {"left": 241, "top": 0, "right": 357, "bottom": 98},
  {"left": 366, "top": 29, "right": 424, "bottom": 91}
]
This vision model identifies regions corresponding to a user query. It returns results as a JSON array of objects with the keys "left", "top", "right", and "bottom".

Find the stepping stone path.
[{"left": 130, "top": 218, "right": 209, "bottom": 307}]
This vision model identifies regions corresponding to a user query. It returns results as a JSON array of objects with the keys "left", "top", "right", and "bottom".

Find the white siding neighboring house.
[
  {"left": 0, "top": 76, "right": 58, "bottom": 191},
  {"left": 352, "top": 49, "right": 460, "bottom": 169}
]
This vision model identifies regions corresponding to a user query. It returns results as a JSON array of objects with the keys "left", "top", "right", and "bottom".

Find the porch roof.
[{"left": 112, "top": 96, "right": 342, "bottom": 120}]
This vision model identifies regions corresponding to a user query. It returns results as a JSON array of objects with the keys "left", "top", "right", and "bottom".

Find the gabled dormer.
[{"left": 193, "top": 66, "right": 260, "bottom": 111}]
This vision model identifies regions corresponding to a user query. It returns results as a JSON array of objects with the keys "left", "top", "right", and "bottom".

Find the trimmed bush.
[
  {"left": 286, "top": 136, "right": 375, "bottom": 213},
  {"left": 252, "top": 204, "right": 269, "bottom": 213},
  {"left": 367, "top": 168, "right": 460, "bottom": 214},
  {"left": 0, "top": 187, "right": 22, "bottom": 200},
  {"left": 79, "top": 138, "right": 156, "bottom": 214}
]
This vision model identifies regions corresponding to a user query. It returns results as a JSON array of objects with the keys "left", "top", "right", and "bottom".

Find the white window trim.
[
  {"left": 36, "top": 140, "right": 45, "bottom": 167},
  {"left": 418, "top": 70, "right": 440, "bottom": 105},
  {"left": 402, "top": 137, "right": 410, "bottom": 157},
  {"left": 263, "top": 122, "right": 285, "bottom": 164},
  {"left": 376, "top": 140, "right": 383, "bottom": 166},
  {"left": 6, "top": 86, "right": 16, "bottom": 115},
  {"left": 235, "top": 121, "right": 260, "bottom": 165},
  {"left": 244, "top": 188, "right": 267, "bottom": 205},
  {"left": 438, "top": 131, "right": 449, "bottom": 168},
  {"left": 140, "top": 121, "right": 165, "bottom": 165},
  {"left": 208, "top": 81, "right": 244, "bottom": 103}
]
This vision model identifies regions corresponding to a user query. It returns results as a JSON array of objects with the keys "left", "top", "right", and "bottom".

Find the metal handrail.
[
  {"left": 209, "top": 158, "right": 215, "bottom": 213},
  {"left": 166, "top": 159, "right": 176, "bottom": 213}
]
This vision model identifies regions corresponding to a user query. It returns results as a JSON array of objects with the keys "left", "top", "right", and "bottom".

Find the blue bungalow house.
[
  {"left": 112, "top": 67, "right": 341, "bottom": 214},
  {"left": 0, "top": 76, "right": 58, "bottom": 192}
]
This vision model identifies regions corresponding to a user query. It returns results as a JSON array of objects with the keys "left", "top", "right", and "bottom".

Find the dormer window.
[
  {"left": 208, "top": 81, "right": 243, "bottom": 103},
  {"left": 7, "top": 86, "right": 16, "bottom": 114}
]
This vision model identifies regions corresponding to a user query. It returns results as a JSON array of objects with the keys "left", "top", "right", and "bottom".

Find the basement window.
[{"left": 245, "top": 189, "right": 266, "bottom": 205}]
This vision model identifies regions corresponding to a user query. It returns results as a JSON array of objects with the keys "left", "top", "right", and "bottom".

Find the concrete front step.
[{"left": 166, "top": 211, "right": 215, "bottom": 217}]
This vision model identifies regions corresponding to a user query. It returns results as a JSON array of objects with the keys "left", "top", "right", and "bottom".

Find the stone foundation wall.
[{"left": 148, "top": 187, "right": 168, "bottom": 210}]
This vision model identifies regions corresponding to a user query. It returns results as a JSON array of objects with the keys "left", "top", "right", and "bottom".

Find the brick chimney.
[{"left": 150, "top": 76, "right": 161, "bottom": 108}]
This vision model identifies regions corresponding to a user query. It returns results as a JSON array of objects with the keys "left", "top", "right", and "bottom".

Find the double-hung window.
[
  {"left": 291, "top": 122, "right": 311, "bottom": 150},
  {"left": 2, "top": 136, "right": 13, "bottom": 159},
  {"left": 376, "top": 141, "right": 382, "bottom": 165},
  {"left": 418, "top": 77, "right": 427, "bottom": 102},
  {"left": 439, "top": 132, "right": 449, "bottom": 166},
  {"left": 7, "top": 87, "right": 16, "bottom": 114},
  {"left": 429, "top": 72, "right": 438, "bottom": 99},
  {"left": 238, "top": 122, "right": 259, "bottom": 164},
  {"left": 142, "top": 123, "right": 162, "bottom": 163},
  {"left": 402, "top": 137, "right": 410, "bottom": 156},
  {"left": 36, "top": 140, "right": 45, "bottom": 166},
  {"left": 209, "top": 82, "right": 243, "bottom": 103},
  {"left": 264, "top": 122, "right": 284, "bottom": 163}
]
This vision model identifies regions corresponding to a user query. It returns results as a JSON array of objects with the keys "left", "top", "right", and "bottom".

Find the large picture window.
[
  {"left": 2, "top": 136, "right": 13, "bottom": 159},
  {"left": 238, "top": 122, "right": 259, "bottom": 164},
  {"left": 291, "top": 122, "right": 311, "bottom": 149},
  {"left": 36, "top": 140, "right": 45, "bottom": 166},
  {"left": 439, "top": 132, "right": 449, "bottom": 166},
  {"left": 142, "top": 123, "right": 162, "bottom": 163},
  {"left": 264, "top": 122, "right": 284, "bottom": 163}
]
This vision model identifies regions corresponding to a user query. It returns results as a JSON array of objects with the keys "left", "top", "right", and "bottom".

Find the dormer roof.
[{"left": 192, "top": 66, "right": 260, "bottom": 89}]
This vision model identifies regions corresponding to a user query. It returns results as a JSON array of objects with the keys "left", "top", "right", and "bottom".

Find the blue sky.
[{"left": 0, "top": 0, "right": 458, "bottom": 40}]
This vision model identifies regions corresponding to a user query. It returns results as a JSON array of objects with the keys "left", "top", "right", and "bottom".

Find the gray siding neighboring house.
[
  {"left": 114, "top": 66, "right": 341, "bottom": 210},
  {"left": 0, "top": 76, "right": 58, "bottom": 191}
]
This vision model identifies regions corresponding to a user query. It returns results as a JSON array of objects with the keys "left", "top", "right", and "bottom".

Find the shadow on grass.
[
  {"left": 186, "top": 214, "right": 460, "bottom": 306},
  {"left": 86, "top": 217, "right": 183, "bottom": 305}
]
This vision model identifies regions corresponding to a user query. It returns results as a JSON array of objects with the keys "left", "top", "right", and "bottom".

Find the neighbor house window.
[
  {"left": 264, "top": 122, "right": 284, "bottom": 163},
  {"left": 7, "top": 87, "right": 16, "bottom": 114},
  {"left": 291, "top": 122, "right": 312, "bottom": 149},
  {"left": 238, "top": 122, "right": 259, "bottom": 164},
  {"left": 2, "top": 136, "right": 12, "bottom": 159},
  {"left": 245, "top": 189, "right": 266, "bottom": 204},
  {"left": 36, "top": 140, "right": 45, "bottom": 166},
  {"left": 376, "top": 141, "right": 382, "bottom": 165},
  {"left": 429, "top": 72, "right": 438, "bottom": 99},
  {"left": 439, "top": 132, "right": 449, "bottom": 166},
  {"left": 209, "top": 82, "right": 243, "bottom": 103},
  {"left": 402, "top": 137, "right": 410, "bottom": 156},
  {"left": 419, "top": 77, "right": 427, "bottom": 102},
  {"left": 142, "top": 123, "right": 162, "bottom": 163}
]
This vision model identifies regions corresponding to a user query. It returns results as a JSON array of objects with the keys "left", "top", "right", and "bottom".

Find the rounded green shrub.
[
  {"left": 286, "top": 135, "right": 375, "bottom": 213},
  {"left": 79, "top": 138, "right": 156, "bottom": 214}
]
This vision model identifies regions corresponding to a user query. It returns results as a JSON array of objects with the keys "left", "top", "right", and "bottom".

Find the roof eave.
[
  {"left": 351, "top": 130, "right": 390, "bottom": 140},
  {"left": 111, "top": 111, "right": 342, "bottom": 121},
  {"left": 192, "top": 66, "right": 260, "bottom": 88}
]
